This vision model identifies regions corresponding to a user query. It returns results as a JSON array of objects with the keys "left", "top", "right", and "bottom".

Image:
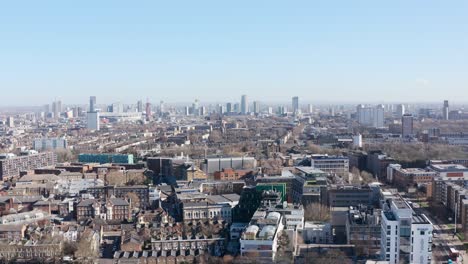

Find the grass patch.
[
  {"left": 448, "top": 224, "right": 455, "bottom": 229},
  {"left": 457, "top": 233, "right": 465, "bottom": 241},
  {"left": 420, "top": 202, "right": 429, "bottom": 208}
]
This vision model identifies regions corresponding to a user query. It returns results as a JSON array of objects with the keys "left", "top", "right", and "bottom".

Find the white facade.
[
  {"left": 353, "top": 134, "right": 363, "bottom": 148},
  {"left": 302, "top": 221, "right": 332, "bottom": 244},
  {"left": 310, "top": 154, "right": 349, "bottom": 176},
  {"left": 410, "top": 215, "right": 433, "bottom": 264},
  {"left": 183, "top": 203, "right": 232, "bottom": 223},
  {"left": 240, "top": 214, "right": 284, "bottom": 260},
  {"left": 86, "top": 111, "right": 100, "bottom": 131},
  {"left": 381, "top": 195, "right": 433, "bottom": 264},
  {"left": 381, "top": 211, "right": 400, "bottom": 264},
  {"left": 386, "top": 164, "right": 402, "bottom": 183}
]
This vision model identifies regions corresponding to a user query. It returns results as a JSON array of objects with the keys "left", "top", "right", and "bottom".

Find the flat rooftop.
[
  {"left": 393, "top": 199, "right": 410, "bottom": 210},
  {"left": 397, "top": 168, "right": 436, "bottom": 175},
  {"left": 412, "top": 214, "right": 431, "bottom": 225},
  {"left": 430, "top": 164, "right": 468, "bottom": 171}
]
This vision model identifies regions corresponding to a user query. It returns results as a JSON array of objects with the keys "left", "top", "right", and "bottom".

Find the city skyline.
[{"left": 1, "top": 1, "right": 467, "bottom": 105}]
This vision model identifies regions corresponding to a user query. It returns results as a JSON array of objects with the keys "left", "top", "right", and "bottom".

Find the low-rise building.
[
  {"left": 213, "top": 168, "right": 253, "bottom": 181},
  {"left": 346, "top": 205, "right": 381, "bottom": 258},
  {"left": 310, "top": 154, "right": 349, "bottom": 177}
]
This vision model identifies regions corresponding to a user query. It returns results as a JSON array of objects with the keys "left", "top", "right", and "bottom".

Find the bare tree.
[
  {"left": 360, "top": 171, "right": 374, "bottom": 184},
  {"left": 304, "top": 250, "right": 352, "bottom": 264},
  {"left": 126, "top": 192, "right": 141, "bottom": 209},
  {"left": 106, "top": 171, "right": 126, "bottom": 186},
  {"left": 304, "top": 203, "right": 331, "bottom": 222},
  {"left": 126, "top": 170, "right": 146, "bottom": 185}
]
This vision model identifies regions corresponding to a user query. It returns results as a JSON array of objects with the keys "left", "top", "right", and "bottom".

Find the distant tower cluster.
[{"left": 356, "top": 104, "right": 385, "bottom": 128}]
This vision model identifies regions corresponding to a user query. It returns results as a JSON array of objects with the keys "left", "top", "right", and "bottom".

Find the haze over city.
[{"left": 1, "top": 1, "right": 468, "bottom": 105}]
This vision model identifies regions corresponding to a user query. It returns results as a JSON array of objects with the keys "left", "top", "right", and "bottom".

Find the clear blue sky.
[{"left": 1, "top": 1, "right": 467, "bottom": 105}]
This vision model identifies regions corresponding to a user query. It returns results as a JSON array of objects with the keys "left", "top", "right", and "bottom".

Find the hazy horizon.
[{"left": 1, "top": 1, "right": 467, "bottom": 105}]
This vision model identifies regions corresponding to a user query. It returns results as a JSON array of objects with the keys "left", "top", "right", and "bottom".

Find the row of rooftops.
[{"left": 114, "top": 248, "right": 207, "bottom": 259}]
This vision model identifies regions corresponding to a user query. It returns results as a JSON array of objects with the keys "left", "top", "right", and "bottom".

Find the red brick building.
[{"left": 213, "top": 168, "right": 252, "bottom": 181}]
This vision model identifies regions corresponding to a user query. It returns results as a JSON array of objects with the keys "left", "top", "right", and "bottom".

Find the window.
[{"left": 420, "top": 231, "right": 425, "bottom": 235}]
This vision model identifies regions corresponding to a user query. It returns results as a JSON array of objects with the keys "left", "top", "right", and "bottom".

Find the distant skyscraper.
[
  {"left": 253, "top": 101, "right": 260, "bottom": 114},
  {"left": 308, "top": 104, "right": 313, "bottom": 114},
  {"left": 90, "top": 96, "right": 96, "bottom": 112},
  {"left": 87, "top": 112, "right": 100, "bottom": 131},
  {"left": 72, "top": 107, "right": 79, "bottom": 118},
  {"left": 56, "top": 100, "right": 62, "bottom": 113},
  {"left": 373, "top": 104, "right": 385, "bottom": 128},
  {"left": 292, "top": 96, "right": 299, "bottom": 113},
  {"left": 192, "top": 99, "right": 199, "bottom": 115},
  {"left": 87, "top": 96, "right": 100, "bottom": 131},
  {"left": 111, "top": 102, "right": 123, "bottom": 113},
  {"left": 200, "top": 106, "right": 206, "bottom": 116},
  {"left": 241, "top": 95, "right": 248, "bottom": 114},
  {"left": 160, "top": 101, "right": 165, "bottom": 115},
  {"left": 217, "top": 104, "right": 225, "bottom": 114},
  {"left": 146, "top": 101, "right": 152, "bottom": 121},
  {"left": 443, "top": 100, "right": 449, "bottom": 120},
  {"left": 357, "top": 104, "right": 384, "bottom": 128},
  {"left": 52, "top": 101, "right": 59, "bottom": 119},
  {"left": 268, "top": 107, "right": 273, "bottom": 115},
  {"left": 137, "top": 100, "right": 143, "bottom": 112},
  {"left": 6, "top": 117, "right": 14, "bottom": 128},
  {"left": 402, "top": 114, "right": 414, "bottom": 137},
  {"left": 226, "top": 103, "right": 232, "bottom": 113},
  {"left": 396, "top": 104, "right": 405, "bottom": 117},
  {"left": 184, "top": 106, "right": 190, "bottom": 116},
  {"left": 234, "top": 103, "right": 240, "bottom": 113},
  {"left": 357, "top": 104, "right": 373, "bottom": 126}
]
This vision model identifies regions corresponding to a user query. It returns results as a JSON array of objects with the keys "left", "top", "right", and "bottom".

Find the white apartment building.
[
  {"left": 410, "top": 215, "right": 433, "bottom": 264},
  {"left": 380, "top": 195, "right": 433, "bottom": 264},
  {"left": 381, "top": 210, "right": 400, "bottom": 264},
  {"left": 240, "top": 211, "right": 284, "bottom": 260}
]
